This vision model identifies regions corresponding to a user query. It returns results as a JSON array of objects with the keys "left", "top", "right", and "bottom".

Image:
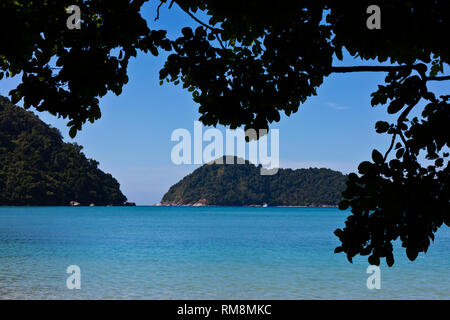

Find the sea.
[{"left": 0, "top": 206, "right": 448, "bottom": 299}]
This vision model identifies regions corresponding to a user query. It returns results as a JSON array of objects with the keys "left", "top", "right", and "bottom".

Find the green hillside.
[
  {"left": 0, "top": 96, "right": 127, "bottom": 206},
  {"left": 161, "top": 157, "right": 347, "bottom": 206}
]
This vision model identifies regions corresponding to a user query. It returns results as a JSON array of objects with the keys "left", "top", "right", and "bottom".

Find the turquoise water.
[{"left": 0, "top": 206, "right": 448, "bottom": 299}]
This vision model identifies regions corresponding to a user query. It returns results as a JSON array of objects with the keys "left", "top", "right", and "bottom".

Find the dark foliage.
[
  {"left": 161, "top": 156, "right": 347, "bottom": 206},
  {"left": 1, "top": 1, "right": 449, "bottom": 265},
  {"left": 0, "top": 96, "right": 127, "bottom": 206}
]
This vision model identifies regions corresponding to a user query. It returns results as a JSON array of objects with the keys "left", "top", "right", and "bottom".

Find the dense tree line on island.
[
  {"left": 162, "top": 157, "right": 347, "bottom": 206},
  {"left": 0, "top": 96, "right": 127, "bottom": 206}
]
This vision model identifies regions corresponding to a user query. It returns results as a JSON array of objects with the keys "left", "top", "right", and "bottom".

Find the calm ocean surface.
[{"left": 0, "top": 206, "right": 448, "bottom": 299}]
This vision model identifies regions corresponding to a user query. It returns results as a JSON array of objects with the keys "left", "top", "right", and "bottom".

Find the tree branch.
[
  {"left": 384, "top": 132, "right": 398, "bottom": 162},
  {"left": 398, "top": 131, "right": 410, "bottom": 154},
  {"left": 331, "top": 66, "right": 412, "bottom": 73},
  {"left": 154, "top": 1, "right": 165, "bottom": 21},
  {"left": 175, "top": 3, "right": 223, "bottom": 34},
  {"left": 398, "top": 97, "right": 422, "bottom": 124},
  {"left": 426, "top": 75, "right": 450, "bottom": 81},
  {"left": 175, "top": 2, "right": 226, "bottom": 50},
  {"left": 331, "top": 66, "right": 450, "bottom": 82},
  {"left": 155, "top": 0, "right": 175, "bottom": 21}
]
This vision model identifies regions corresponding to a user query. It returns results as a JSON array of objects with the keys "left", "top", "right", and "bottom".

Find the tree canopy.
[
  {"left": 1, "top": 1, "right": 449, "bottom": 265},
  {"left": 0, "top": 96, "right": 127, "bottom": 206},
  {"left": 162, "top": 156, "right": 347, "bottom": 206}
]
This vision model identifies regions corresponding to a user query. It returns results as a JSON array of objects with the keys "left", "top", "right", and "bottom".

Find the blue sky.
[{"left": 1, "top": 3, "right": 447, "bottom": 204}]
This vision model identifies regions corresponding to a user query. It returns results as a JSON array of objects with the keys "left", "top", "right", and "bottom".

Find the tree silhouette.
[{"left": 0, "top": 1, "right": 448, "bottom": 265}]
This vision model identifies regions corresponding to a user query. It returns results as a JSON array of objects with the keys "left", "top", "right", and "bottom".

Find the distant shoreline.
[
  {"left": 0, "top": 203, "right": 137, "bottom": 207},
  {"left": 0, "top": 204, "right": 339, "bottom": 208},
  {"left": 154, "top": 203, "right": 338, "bottom": 208}
]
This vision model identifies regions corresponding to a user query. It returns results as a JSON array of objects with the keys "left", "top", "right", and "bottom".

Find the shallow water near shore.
[{"left": 0, "top": 206, "right": 448, "bottom": 299}]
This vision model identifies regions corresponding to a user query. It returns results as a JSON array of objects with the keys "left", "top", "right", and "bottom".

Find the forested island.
[
  {"left": 161, "top": 157, "right": 348, "bottom": 207},
  {"left": 0, "top": 96, "right": 127, "bottom": 206}
]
